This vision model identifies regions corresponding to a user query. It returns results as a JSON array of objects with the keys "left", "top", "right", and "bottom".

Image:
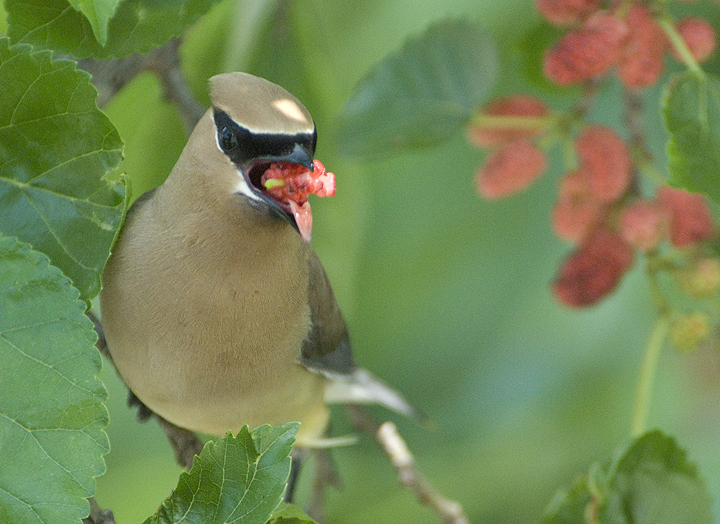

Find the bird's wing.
[
  {"left": 300, "top": 250, "right": 420, "bottom": 419},
  {"left": 300, "top": 249, "right": 355, "bottom": 375}
]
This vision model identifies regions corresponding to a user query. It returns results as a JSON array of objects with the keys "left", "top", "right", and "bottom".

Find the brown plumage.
[{"left": 100, "top": 72, "right": 414, "bottom": 446}]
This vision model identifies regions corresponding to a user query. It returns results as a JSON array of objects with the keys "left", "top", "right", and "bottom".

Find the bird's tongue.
[
  {"left": 261, "top": 160, "right": 336, "bottom": 242},
  {"left": 289, "top": 200, "right": 313, "bottom": 242}
]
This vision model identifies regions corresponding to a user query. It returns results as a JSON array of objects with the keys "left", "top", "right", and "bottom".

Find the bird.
[{"left": 99, "top": 72, "right": 415, "bottom": 450}]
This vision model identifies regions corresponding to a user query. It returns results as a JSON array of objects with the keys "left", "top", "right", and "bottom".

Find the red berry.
[
  {"left": 619, "top": 199, "right": 667, "bottom": 252},
  {"left": 553, "top": 229, "right": 635, "bottom": 307},
  {"left": 657, "top": 187, "right": 714, "bottom": 247},
  {"left": 310, "top": 160, "right": 336, "bottom": 198},
  {"left": 552, "top": 170, "right": 604, "bottom": 242},
  {"left": 544, "top": 11, "right": 628, "bottom": 85},
  {"left": 617, "top": 4, "right": 668, "bottom": 88},
  {"left": 673, "top": 18, "right": 716, "bottom": 63},
  {"left": 475, "top": 139, "right": 547, "bottom": 199},
  {"left": 262, "top": 159, "right": 336, "bottom": 205},
  {"left": 468, "top": 95, "right": 549, "bottom": 148},
  {"left": 535, "top": 0, "right": 602, "bottom": 26},
  {"left": 575, "top": 125, "right": 631, "bottom": 202}
]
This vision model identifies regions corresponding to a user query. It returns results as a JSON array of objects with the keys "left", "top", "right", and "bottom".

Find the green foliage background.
[{"left": 3, "top": 0, "right": 720, "bottom": 522}]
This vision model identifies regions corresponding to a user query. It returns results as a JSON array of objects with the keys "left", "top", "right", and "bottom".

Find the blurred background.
[{"left": 91, "top": 0, "right": 720, "bottom": 522}]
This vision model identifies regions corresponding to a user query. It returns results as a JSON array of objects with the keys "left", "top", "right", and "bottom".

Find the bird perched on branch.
[{"left": 100, "top": 72, "right": 415, "bottom": 450}]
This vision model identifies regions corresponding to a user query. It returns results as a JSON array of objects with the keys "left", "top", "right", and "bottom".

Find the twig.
[
  {"left": 346, "top": 406, "right": 468, "bottom": 524},
  {"left": 623, "top": 88, "right": 650, "bottom": 164},
  {"left": 143, "top": 39, "right": 205, "bottom": 132},
  {"left": 305, "top": 447, "right": 341, "bottom": 523},
  {"left": 631, "top": 314, "right": 670, "bottom": 437},
  {"left": 623, "top": 87, "right": 653, "bottom": 197},
  {"left": 77, "top": 38, "right": 204, "bottom": 133},
  {"left": 153, "top": 415, "right": 205, "bottom": 470},
  {"left": 123, "top": 387, "right": 204, "bottom": 470},
  {"left": 76, "top": 53, "right": 151, "bottom": 109},
  {"left": 656, "top": 12, "right": 704, "bottom": 77},
  {"left": 83, "top": 497, "right": 116, "bottom": 524}
]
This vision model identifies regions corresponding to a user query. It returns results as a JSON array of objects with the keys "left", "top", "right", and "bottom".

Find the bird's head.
[{"left": 203, "top": 72, "right": 331, "bottom": 241}]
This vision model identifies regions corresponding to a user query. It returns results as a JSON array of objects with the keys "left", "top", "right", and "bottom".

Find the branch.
[
  {"left": 631, "top": 314, "right": 671, "bottom": 438},
  {"left": 83, "top": 497, "right": 115, "bottom": 524},
  {"left": 152, "top": 410, "right": 205, "bottom": 470},
  {"left": 304, "top": 447, "right": 341, "bottom": 522},
  {"left": 143, "top": 39, "right": 205, "bottom": 132},
  {"left": 77, "top": 38, "right": 204, "bottom": 132},
  {"left": 346, "top": 406, "right": 468, "bottom": 524}
]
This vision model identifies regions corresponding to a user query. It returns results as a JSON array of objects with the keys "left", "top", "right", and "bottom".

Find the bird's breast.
[{"left": 100, "top": 205, "right": 323, "bottom": 437}]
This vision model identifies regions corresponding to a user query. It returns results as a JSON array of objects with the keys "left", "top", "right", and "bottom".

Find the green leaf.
[
  {"left": 67, "top": 0, "right": 120, "bottom": 45},
  {"left": 0, "top": 38, "right": 125, "bottom": 300},
  {"left": 0, "top": 235, "right": 109, "bottom": 524},
  {"left": 538, "top": 476, "right": 592, "bottom": 524},
  {"left": 268, "top": 502, "right": 317, "bottom": 524},
  {"left": 334, "top": 18, "right": 498, "bottom": 158},
  {"left": 600, "top": 430, "right": 712, "bottom": 524},
  {"left": 145, "top": 424, "right": 299, "bottom": 524},
  {"left": 6, "top": 0, "right": 222, "bottom": 59},
  {"left": 538, "top": 431, "right": 711, "bottom": 524},
  {"left": 663, "top": 71, "right": 720, "bottom": 204}
]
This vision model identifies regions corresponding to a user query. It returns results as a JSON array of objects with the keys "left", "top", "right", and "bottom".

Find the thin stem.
[
  {"left": 345, "top": 406, "right": 469, "bottom": 524},
  {"left": 638, "top": 163, "right": 667, "bottom": 185},
  {"left": 468, "top": 113, "right": 556, "bottom": 131},
  {"left": 656, "top": 13, "right": 705, "bottom": 78},
  {"left": 561, "top": 134, "right": 577, "bottom": 170},
  {"left": 630, "top": 314, "right": 670, "bottom": 438},
  {"left": 83, "top": 498, "right": 116, "bottom": 524}
]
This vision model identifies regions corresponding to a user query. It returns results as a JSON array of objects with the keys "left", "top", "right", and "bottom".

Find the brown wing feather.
[{"left": 300, "top": 250, "right": 355, "bottom": 375}]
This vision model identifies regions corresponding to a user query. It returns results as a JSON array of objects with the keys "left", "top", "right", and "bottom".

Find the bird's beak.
[
  {"left": 243, "top": 142, "right": 317, "bottom": 239},
  {"left": 258, "top": 143, "right": 314, "bottom": 171}
]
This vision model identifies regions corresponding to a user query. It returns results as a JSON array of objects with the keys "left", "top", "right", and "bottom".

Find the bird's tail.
[{"left": 323, "top": 368, "right": 424, "bottom": 421}]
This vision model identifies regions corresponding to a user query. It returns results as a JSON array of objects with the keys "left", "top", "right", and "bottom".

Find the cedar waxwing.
[{"left": 100, "top": 72, "right": 414, "bottom": 447}]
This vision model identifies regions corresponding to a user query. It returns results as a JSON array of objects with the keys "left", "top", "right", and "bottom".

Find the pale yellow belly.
[{"left": 100, "top": 208, "right": 329, "bottom": 445}]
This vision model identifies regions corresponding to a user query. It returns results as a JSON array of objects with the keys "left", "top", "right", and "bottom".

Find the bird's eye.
[{"left": 219, "top": 126, "right": 238, "bottom": 152}]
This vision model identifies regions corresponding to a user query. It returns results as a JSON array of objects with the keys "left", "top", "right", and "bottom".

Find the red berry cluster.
[
  {"left": 261, "top": 160, "right": 336, "bottom": 243},
  {"left": 467, "top": 0, "right": 719, "bottom": 312},
  {"left": 554, "top": 183, "right": 715, "bottom": 307},
  {"left": 550, "top": 127, "right": 715, "bottom": 307},
  {"left": 262, "top": 159, "right": 336, "bottom": 205},
  {"left": 540, "top": 1, "right": 716, "bottom": 88}
]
